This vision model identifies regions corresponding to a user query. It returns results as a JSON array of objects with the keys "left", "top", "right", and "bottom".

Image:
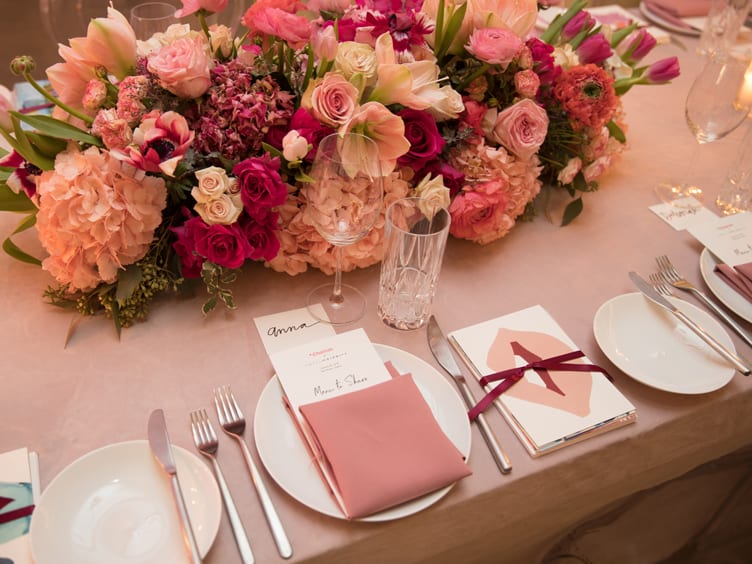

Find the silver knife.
[
  {"left": 427, "top": 315, "right": 512, "bottom": 474},
  {"left": 148, "top": 409, "right": 203, "bottom": 564},
  {"left": 629, "top": 271, "right": 751, "bottom": 375}
]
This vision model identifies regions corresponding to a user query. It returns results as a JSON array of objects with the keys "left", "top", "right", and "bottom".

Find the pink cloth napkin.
[
  {"left": 645, "top": 0, "right": 711, "bottom": 17},
  {"left": 299, "top": 374, "right": 472, "bottom": 519},
  {"left": 714, "top": 262, "right": 752, "bottom": 301}
]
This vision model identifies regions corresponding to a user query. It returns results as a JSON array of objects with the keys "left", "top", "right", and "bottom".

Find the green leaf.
[
  {"left": 202, "top": 296, "right": 217, "bottom": 315},
  {"left": 10, "top": 111, "right": 103, "bottom": 147},
  {"left": 25, "top": 131, "right": 67, "bottom": 158},
  {"left": 0, "top": 185, "right": 36, "bottom": 212},
  {"left": 606, "top": 120, "right": 626, "bottom": 144},
  {"left": 111, "top": 300, "right": 122, "bottom": 340},
  {"left": 9, "top": 114, "right": 54, "bottom": 170},
  {"left": 561, "top": 197, "right": 583, "bottom": 227},
  {"left": 115, "top": 264, "right": 143, "bottom": 304},
  {"left": 2, "top": 213, "right": 41, "bottom": 265}
]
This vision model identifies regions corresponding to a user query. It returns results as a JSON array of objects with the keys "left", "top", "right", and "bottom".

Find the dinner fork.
[
  {"left": 214, "top": 386, "right": 293, "bottom": 560},
  {"left": 655, "top": 254, "right": 752, "bottom": 348},
  {"left": 190, "top": 408, "right": 255, "bottom": 564}
]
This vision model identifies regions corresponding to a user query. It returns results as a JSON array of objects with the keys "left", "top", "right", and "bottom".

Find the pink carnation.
[{"left": 35, "top": 147, "right": 167, "bottom": 291}]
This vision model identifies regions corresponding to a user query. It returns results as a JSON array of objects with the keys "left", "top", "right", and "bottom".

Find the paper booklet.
[
  {"left": 449, "top": 305, "right": 636, "bottom": 457},
  {"left": 1, "top": 447, "right": 40, "bottom": 564}
]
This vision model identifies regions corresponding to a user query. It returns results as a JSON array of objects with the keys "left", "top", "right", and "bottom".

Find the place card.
[
  {"left": 270, "top": 328, "right": 392, "bottom": 412},
  {"left": 1, "top": 447, "right": 40, "bottom": 564},
  {"left": 688, "top": 212, "right": 752, "bottom": 267},
  {"left": 253, "top": 304, "right": 336, "bottom": 356},
  {"left": 649, "top": 197, "right": 718, "bottom": 230}
]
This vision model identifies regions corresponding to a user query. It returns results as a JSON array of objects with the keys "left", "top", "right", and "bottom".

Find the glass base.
[
  {"left": 655, "top": 182, "right": 704, "bottom": 207},
  {"left": 306, "top": 283, "right": 366, "bottom": 325}
]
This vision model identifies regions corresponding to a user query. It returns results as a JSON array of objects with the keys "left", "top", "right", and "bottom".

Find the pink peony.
[
  {"left": 175, "top": 0, "right": 229, "bottom": 18},
  {"left": 35, "top": 147, "right": 167, "bottom": 291},
  {"left": 488, "top": 98, "right": 548, "bottom": 161},
  {"left": 466, "top": 28, "right": 522, "bottom": 69},
  {"left": 147, "top": 35, "right": 212, "bottom": 99}
]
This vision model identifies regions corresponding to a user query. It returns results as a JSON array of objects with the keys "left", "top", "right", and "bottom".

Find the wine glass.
[
  {"left": 655, "top": 52, "right": 752, "bottom": 207},
  {"left": 303, "top": 133, "right": 384, "bottom": 325},
  {"left": 130, "top": 3, "right": 179, "bottom": 40}
]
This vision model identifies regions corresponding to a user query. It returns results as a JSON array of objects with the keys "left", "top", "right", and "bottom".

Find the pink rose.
[
  {"left": 233, "top": 155, "right": 288, "bottom": 219},
  {"left": 307, "top": 72, "right": 359, "bottom": 127},
  {"left": 175, "top": 0, "right": 229, "bottom": 18},
  {"left": 514, "top": 69, "right": 540, "bottom": 98},
  {"left": 147, "top": 35, "right": 212, "bottom": 98},
  {"left": 466, "top": 28, "right": 522, "bottom": 69},
  {"left": 448, "top": 180, "right": 511, "bottom": 245},
  {"left": 488, "top": 99, "right": 548, "bottom": 161}
]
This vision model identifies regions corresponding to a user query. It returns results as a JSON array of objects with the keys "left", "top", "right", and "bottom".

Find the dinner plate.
[
  {"left": 639, "top": 1, "right": 703, "bottom": 36},
  {"left": 700, "top": 247, "right": 752, "bottom": 324},
  {"left": 593, "top": 292, "right": 736, "bottom": 394},
  {"left": 29, "top": 440, "right": 221, "bottom": 564},
  {"left": 253, "top": 344, "right": 472, "bottom": 522}
]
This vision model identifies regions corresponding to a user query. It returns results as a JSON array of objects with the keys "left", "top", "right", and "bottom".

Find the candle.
[{"left": 736, "top": 59, "right": 752, "bottom": 114}]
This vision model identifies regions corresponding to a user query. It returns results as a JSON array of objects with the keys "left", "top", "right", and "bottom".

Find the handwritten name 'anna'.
[{"left": 267, "top": 320, "right": 321, "bottom": 338}]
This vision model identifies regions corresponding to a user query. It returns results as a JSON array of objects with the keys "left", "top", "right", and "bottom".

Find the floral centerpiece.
[{"left": 0, "top": 0, "right": 679, "bottom": 331}]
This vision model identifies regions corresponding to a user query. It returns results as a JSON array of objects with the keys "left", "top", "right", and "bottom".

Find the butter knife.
[
  {"left": 427, "top": 315, "right": 512, "bottom": 474},
  {"left": 629, "top": 271, "right": 751, "bottom": 375},
  {"left": 148, "top": 409, "right": 203, "bottom": 564}
]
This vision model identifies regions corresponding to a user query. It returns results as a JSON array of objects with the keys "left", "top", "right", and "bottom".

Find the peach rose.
[
  {"left": 307, "top": 72, "right": 359, "bottom": 127},
  {"left": 192, "top": 166, "right": 234, "bottom": 203},
  {"left": 195, "top": 194, "right": 243, "bottom": 225},
  {"left": 147, "top": 35, "right": 212, "bottom": 98},
  {"left": 487, "top": 99, "right": 548, "bottom": 161}
]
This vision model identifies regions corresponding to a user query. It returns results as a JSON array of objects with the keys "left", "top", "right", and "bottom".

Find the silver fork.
[
  {"left": 656, "top": 254, "right": 752, "bottom": 348},
  {"left": 214, "top": 386, "right": 293, "bottom": 560},
  {"left": 190, "top": 408, "right": 255, "bottom": 564}
]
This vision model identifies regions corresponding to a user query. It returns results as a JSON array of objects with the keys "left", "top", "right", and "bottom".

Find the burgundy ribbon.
[
  {"left": 467, "top": 341, "right": 611, "bottom": 421},
  {"left": 0, "top": 495, "right": 34, "bottom": 525}
]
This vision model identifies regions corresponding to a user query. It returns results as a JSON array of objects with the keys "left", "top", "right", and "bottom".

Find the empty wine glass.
[
  {"left": 130, "top": 2, "right": 179, "bottom": 40},
  {"left": 656, "top": 52, "right": 752, "bottom": 207},
  {"left": 303, "top": 133, "right": 384, "bottom": 325}
]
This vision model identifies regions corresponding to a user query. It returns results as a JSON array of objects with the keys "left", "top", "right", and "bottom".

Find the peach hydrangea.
[{"left": 35, "top": 147, "right": 167, "bottom": 291}]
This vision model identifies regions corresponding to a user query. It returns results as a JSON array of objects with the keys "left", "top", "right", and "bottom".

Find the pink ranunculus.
[
  {"left": 466, "top": 27, "right": 522, "bottom": 69},
  {"left": 252, "top": 7, "right": 312, "bottom": 49},
  {"left": 306, "top": 72, "right": 360, "bottom": 127},
  {"left": 147, "top": 35, "right": 212, "bottom": 98},
  {"left": 514, "top": 69, "right": 540, "bottom": 98},
  {"left": 35, "top": 147, "right": 167, "bottom": 291},
  {"left": 448, "top": 180, "right": 510, "bottom": 245},
  {"left": 233, "top": 155, "right": 288, "bottom": 219},
  {"left": 194, "top": 221, "right": 252, "bottom": 269},
  {"left": 342, "top": 101, "right": 410, "bottom": 176},
  {"left": 175, "top": 0, "right": 229, "bottom": 18},
  {"left": 488, "top": 98, "right": 548, "bottom": 161},
  {"left": 397, "top": 108, "right": 446, "bottom": 169},
  {"left": 114, "top": 110, "right": 194, "bottom": 175}
]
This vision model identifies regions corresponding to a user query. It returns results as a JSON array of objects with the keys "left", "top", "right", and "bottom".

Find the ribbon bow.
[
  {"left": 0, "top": 495, "right": 34, "bottom": 526},
  {"left": 468, "top": 341, "right": 611, "bottom": 421}
]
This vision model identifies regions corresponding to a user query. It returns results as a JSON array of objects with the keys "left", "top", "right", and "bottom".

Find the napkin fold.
[
  {"left": 644, "top": 0, "right": 711, "bottom": 18},
  {"left": 299, "top": 374, "right": 471, "bottom": 519},
  {"left": 714, "top": 262, "right": 752, "bottom": 301}
]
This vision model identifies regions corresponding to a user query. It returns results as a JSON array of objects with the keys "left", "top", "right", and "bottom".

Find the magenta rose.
[
  {"left": 397, "top": 108, "right": 446, "bottom": 169},
  {"left": 194, "top": 221, "right": 252, "bottom": 269},
  {"left": 489, "top": 99, "right": 549, "bottom": 161},
  {"left": 171, "top": 214, "right": 207, "bottom": 278},
  {"left": 239, "top": 213, "right": 281, "bottom": 261},
  {"left": 233, "top": 155, "right": 288, "bottom": 219}
]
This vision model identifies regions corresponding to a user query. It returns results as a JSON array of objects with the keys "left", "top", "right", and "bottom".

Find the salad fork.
[
  {"left": 190, "top": 408, "right": 255, "bottom": 564},
  {"left": 214, "top": 386, "right": 293, "bottom": 559},
  {"left": 655, "top": 254, "right": 752, "bottom": 348}
]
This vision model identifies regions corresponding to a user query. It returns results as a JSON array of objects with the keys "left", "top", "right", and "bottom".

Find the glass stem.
[{"left": 331, "top": 246, "right": 345, "bottom": 305}]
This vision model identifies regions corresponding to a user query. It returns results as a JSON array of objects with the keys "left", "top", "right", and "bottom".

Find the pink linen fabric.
[
  {"left": 714, "top": 262, "right": 752, "bottom": 301},
  {"left": 644, "top": 0, "right": 712, "bottom": 17},
  {"left": 299, "top": 374, "right": 472, "bottom": 519}
]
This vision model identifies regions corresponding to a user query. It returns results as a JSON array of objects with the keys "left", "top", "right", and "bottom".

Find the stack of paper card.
[
  {"left": 449, "top": 305, "right": 636, "bottom": 457},
  {"left": 0, "top": 447, "right": 40, "bottom": 564}
]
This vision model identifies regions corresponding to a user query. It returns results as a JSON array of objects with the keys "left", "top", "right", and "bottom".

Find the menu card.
[
  {"left": 1, "top": 448, "right": 40, "bottom": 564},
  {"left": 449, "top": 305, "right": 636, "bottom": 457},
  {"left": 687, "top": 212, "right": 752, "bottom": 267}
]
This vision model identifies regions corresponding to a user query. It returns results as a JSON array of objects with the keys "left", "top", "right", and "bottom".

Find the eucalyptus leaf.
[{"left": 561, "top": 197, "right": 583, "bottom": 226}]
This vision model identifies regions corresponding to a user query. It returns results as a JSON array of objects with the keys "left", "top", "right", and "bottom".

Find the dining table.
[{"left": 2, "top": 15, "right": 752, "bottom": 564}]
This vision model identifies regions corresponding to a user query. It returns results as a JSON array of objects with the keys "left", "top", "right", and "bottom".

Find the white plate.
[
  {"left": 700, "top": 247, "right": 752, "bottom": 324},
  {"left": 639, "top": 1, "right": 703, "bottom": 36},
  {"left": 253, "top": 344, "right": 472, "bottom": 522},
  {"left": 593, "top": 292, "right": 736, "bottom": 394},
  {"left": 30, "top": 440, "right": 221, "bottom": 564}
]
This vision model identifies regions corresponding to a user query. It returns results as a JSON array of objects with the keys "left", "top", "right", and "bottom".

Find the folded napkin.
[
  {"left": 714, "top": 262, "right": 752, "bottom": 301},
  {"left": 299, "top": 374, "right": 471, "bottom": 519},
  {"left": 644, "top": 0, "right": 711, "bottom": 18}
]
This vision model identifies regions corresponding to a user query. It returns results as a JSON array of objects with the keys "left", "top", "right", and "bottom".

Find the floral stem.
[
  {"left": 22, "top": 70, "right": 93, "bottom": 125},
  {"left": 198, "top": 11, "right": 211, "bottom": 43},
  {"left": 458, "top": 63, "right": 489, "bottom": 92}
]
